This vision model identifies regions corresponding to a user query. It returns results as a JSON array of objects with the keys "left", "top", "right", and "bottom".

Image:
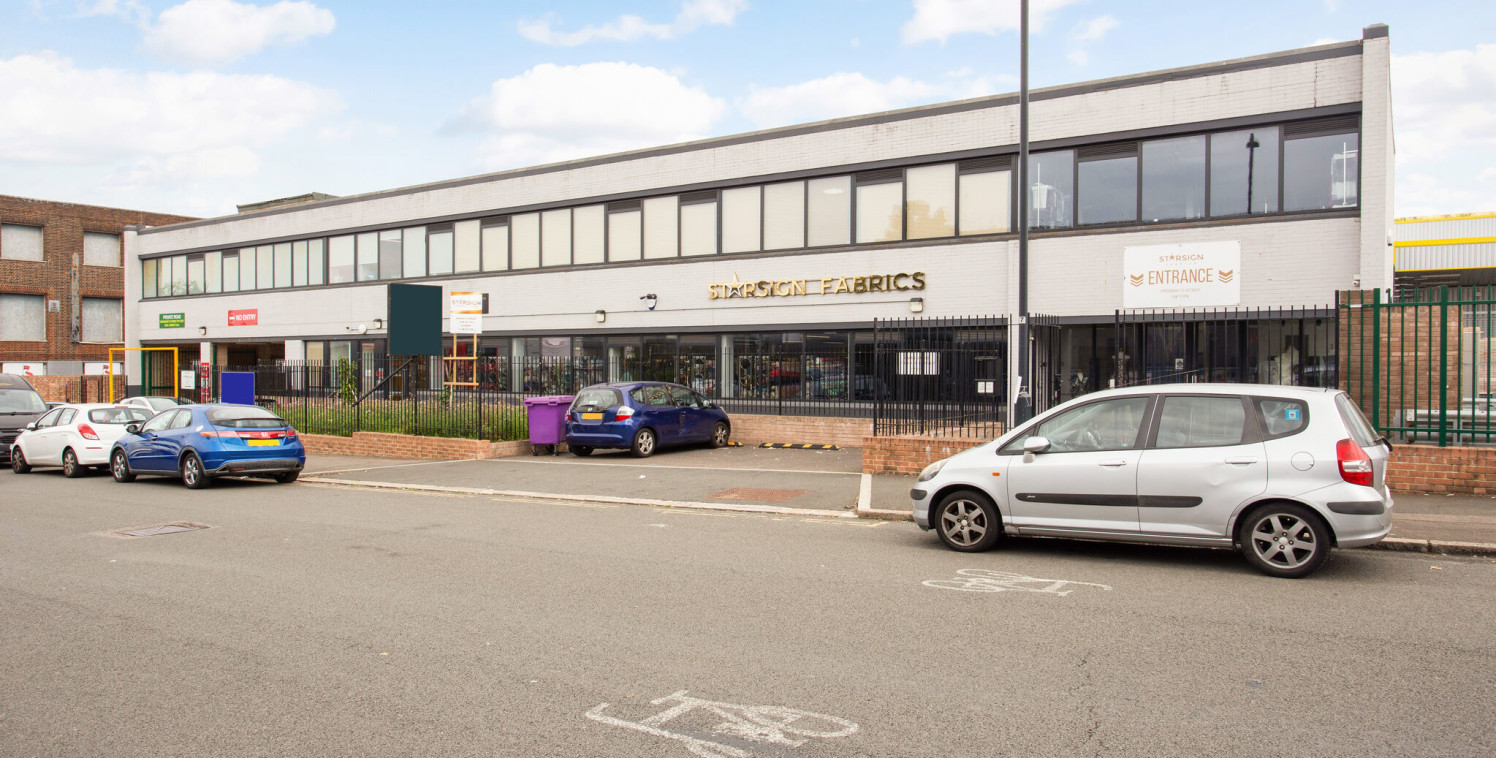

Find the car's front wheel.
[
  {"left": 933, "top": 489, "right": 1002, "bottom": 552},
  {"left": 11, "top": 448, "right": 31, "bottom": 474},
  {"left": 110, "top": 449, "right": 134, "bottom": 482},
  {"left": 1238, "top": 503, "right": 1331, "bottom": 578},
  {"left": 181, "top": 452, "right": 212, "bottom": 490},
  {"left": 708, "top": 421, "right": 730, "bottom": 449},
  {"left": 62, "top": 448, "right": 84, "bottom": 478},
  {"left": 630, "top": 428, "right": 657, "bottom": 458}
]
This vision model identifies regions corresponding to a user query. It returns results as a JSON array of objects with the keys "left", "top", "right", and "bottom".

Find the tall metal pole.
[{"left": 1014, "top": 0, "right": 1033, "bottom": 425}]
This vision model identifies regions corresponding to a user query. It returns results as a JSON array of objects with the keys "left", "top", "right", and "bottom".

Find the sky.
[{"left": 1, "top": 0, "right": 1493, "bottom": 220}]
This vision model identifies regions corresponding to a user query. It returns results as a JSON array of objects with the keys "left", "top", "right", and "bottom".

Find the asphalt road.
[{"left": 3, "top": 469, "right": 1494, "bottom": 757}]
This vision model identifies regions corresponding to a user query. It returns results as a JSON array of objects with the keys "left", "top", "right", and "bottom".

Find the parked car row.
[{"left": 4, "top": 373, "right": 304, "bottom": 488}]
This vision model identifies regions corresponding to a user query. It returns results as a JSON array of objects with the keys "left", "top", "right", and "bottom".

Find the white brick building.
[{"left": 124, "top": 26, "right": 1393, "bottom": 417}]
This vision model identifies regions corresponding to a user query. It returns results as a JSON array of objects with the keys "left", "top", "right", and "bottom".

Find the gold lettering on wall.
[{"left": 706, "top": 271, "right": 927, "bottom": 299}]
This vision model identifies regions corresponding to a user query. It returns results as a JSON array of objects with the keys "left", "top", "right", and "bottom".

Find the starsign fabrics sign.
[{"left": 1123, "top": 241, "right": 1240, "bottom": 309}]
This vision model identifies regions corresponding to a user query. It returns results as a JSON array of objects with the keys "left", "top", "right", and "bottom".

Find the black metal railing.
[{"left": 872, "top": 315, "right": 1008, "bottom": 439}]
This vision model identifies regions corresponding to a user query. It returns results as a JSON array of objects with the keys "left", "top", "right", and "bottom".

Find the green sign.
[{"left": 159, "top": 312, "right": 185, "bottom": 329}]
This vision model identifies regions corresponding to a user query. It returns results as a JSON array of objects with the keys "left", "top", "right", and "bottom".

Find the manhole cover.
[
  {"left": 113, "top": 522, "right": 213, "bottom": 538},
  {"left": 707, "top": 488, "right": 811, "bottom": 503}
]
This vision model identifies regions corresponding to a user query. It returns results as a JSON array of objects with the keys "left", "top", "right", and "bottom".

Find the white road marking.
[
  {"left": 586, "top": 690, "right": 858, "bottom": 758},
  {"left": 924, "top": 568, "right": 1113, "bottom": 596},
  {"left": 856, "top": 473, "right": 873, "bottom": 513},
  {"left": 301, "top": 476, "right": 856, "bottom": 518}
]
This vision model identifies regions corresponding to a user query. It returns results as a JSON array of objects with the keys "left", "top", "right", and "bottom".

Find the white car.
[
  {"left": 911, "top": 384, "right": 1393, "bottom": 578},
  {"left": 117, "top": 395, "right": 194, "bottom": 414},
  {"left": 10, "top": 404, "right": 155, "bottom": 477}
]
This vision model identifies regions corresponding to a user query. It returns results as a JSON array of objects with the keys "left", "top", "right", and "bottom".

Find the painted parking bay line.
[{"left": 300, "top": 476, "right": 856, "bottom": 519}]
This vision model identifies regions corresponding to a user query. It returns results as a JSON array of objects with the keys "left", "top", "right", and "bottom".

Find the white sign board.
[
  {"left": 1123, "top": 241, "right": 1241, "bottom": 309},
  {"left": 449, "top": 291, "right": 484, "bottom": 334},
  {"left": 83, "top": 362, "right": 124, "bottom": 376},
  {"left": 180, "top": 369, "right": 196, "bottom": 391},
  {"left": 2, "top": 362, "right": 45, "bottom": 377},
  {"left": 897, "top": 351, "right": 939, "bottom": 376}
]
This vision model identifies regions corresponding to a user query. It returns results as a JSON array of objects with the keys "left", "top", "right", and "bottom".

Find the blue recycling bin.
[{"left": 523, "top": 395, "right": 575, "bottom": 455}]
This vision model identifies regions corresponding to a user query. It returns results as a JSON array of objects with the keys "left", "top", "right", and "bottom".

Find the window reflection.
[
  {"left": 1285, "top": 132, "right": 1358, "bottom": 211},
  {"left": 1028, "top": 151, "right": 1074, "bottom": 229},
  {"left": 1142, "top": 136, "right": 1206, "bottom": 221}
]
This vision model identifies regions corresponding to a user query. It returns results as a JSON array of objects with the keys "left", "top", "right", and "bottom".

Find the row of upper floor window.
[
  {"left": 139, "top": 115, "right": 1361, "bottom": 300},
  {"left": 0, "top": 224, "right": 122, "bottom": 266}
]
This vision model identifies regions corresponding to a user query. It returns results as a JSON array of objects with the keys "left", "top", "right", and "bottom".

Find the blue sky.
[{"left": 2, "top": 0, "right": 1493, "bottom": 218}]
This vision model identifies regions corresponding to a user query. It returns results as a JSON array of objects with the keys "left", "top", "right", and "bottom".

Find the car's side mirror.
[
  {"left": 24, "top": 422, "right": 36, "bottom": 431},
  {"left": 1022, "top": 436, "right": 1052, "bottom": 463},
  {"left": 125, "top": 424, "right": 140, "bottom": 435}
]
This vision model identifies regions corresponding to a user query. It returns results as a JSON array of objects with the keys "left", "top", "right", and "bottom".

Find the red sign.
[
  {"left": 199, "top": 362, "right": 211, "bottom": 403},
  {"left": 228, "top": 309, "right": 258, "bottom": 326}
]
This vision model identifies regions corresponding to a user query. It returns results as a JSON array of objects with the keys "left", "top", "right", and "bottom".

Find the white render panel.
[
  {"left": 133, "top": 242, "right": 1013, "bottom": 342},
  {"left": 1396, "top": 216, "right": 1496, "bottom": 241},
  {"left": 1394, "top": 243, "right": 1496, "bottom": 272},
  {"left": 1027, "top": 217, "right": 1360, "bottom": 316},
  {"left": 135, "top": 48, "right": 1365, "bottom": 255}
]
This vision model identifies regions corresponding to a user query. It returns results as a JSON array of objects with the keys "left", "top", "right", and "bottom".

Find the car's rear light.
[
  {"left": 614, "top": 406, "right": 635, "bottom": 420},
  {"left": 1337, "top": 438, "right": 1374, "bottom": 487},
  {"left": 200, "top": 429, "right": 295, "bottom": 439},
  {"left": 77, "top": 424, "right": 100, "bottom": 440}
]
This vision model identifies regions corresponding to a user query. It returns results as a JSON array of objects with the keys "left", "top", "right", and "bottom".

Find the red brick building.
[{"left": 1, "top": 194, "right": 195, "bottom": 377}]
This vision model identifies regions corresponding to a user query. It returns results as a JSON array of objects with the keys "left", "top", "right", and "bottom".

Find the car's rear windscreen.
[
  {"left": 207, "top": 407, "right": 289, "bottom": 429},
  {"left": 89, "top": 408, "right": 152, "bottom": 425},
  {"left": 0, "top": 388, "right": 46, "bottom": 413},
  {"left": 571, "top": 388, "right": 623, "bottom": 411}
]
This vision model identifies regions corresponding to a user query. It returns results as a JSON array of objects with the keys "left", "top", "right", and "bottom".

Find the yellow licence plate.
[
  {"left": 247, "top": 439, "right": 279, "bottom": 446},
  {"left": 581, "top": 412, "right": 604, "bottom": 420}
]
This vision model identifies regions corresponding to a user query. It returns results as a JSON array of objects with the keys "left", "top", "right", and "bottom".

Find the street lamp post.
[
  {"left": 1245, "top": 132, "right": 1260, "bottom": 215},
  {"left": 1014, "top": 0, "right": 1033, "bottom": 425}
]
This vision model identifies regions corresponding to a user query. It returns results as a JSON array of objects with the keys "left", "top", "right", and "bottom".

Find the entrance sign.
[
  {"left": 1123, "top": 241, "right": 1240, "bottom": 308},
  {"left": 449, "top": 291, "right": 484, "bottom": 334},
  {"left": 228, "top": 309, "right": 259, "bottom": 326}
]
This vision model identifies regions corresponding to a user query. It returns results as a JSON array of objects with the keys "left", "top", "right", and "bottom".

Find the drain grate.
[
  {"left": 113, "top": 522, "right": 213, "bottom": 538},
  {"left": 708, "top": 487, "right": 811, "bottom": 503}
]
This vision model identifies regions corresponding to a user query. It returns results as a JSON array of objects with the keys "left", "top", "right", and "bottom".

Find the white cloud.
[
  {"left": 1392, "top": 44, "right": 1496, "bottom": 163},
  {"left": 144, "top": 0, "right": 336, "bottom": 67},
  {"left": 1070, "top": 15, "right": 1117, "bottom": 42},
  {"left": 1479, "top": 167, "right": 1496, "bottom": 184},
  {"left": 901, "top": 0, "right": 1083, "bottom": 45},
  {"left": 0, "top": 52, "right": 341, "bottom": 181},
  {"left": 1397, "top": 173, "right": 1496, "bottom": 218},
  {"left": 738, "top": 71, "right": 1013, "bottom": 129},
  {"left": 519, "top": 0, "right": 746, "bottom": 46},
  {"left": 451, "top": 62, "right": 725, "bottom": 169},
  {"left": 1067, "top": 50, "right": 1088, "bottom": 67},
  {"left": 76, "top": 0, "right": 150, "bottom": 27},
  {"left": 1311, "top": 37, "right": 1343, "bottom": 46}
]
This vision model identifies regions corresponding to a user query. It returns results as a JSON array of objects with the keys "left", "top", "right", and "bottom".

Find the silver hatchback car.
[{"left": 911, "top": 384, "right": 1392, "bottom": 578}]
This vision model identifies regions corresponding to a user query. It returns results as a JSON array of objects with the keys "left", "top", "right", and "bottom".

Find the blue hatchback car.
[
  {"left": 110, "top": 404, "right": 305, "bottom": 488},
  {"left": 564, "top": 382, "right": 731, "bottom": 457}
]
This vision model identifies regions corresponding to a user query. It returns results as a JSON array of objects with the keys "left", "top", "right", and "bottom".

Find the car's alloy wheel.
[
  {"left": 110, "top": 449, "right": 134, "bottom": 482},
  {"left": 182, "top": 453, "right": 211, "bottom": 489},
  {"left": 1240, "top": 504, "right": 1329, "bottom": 578},
  {"left": 11, "top": 448, "right": 31, "bottom": 474},
  {"left": 631, "top": 428, "right": 656, "bottom": 458},
  {"left": 62, "top": 448, "right": 84, "bottom": 478},
  {"left": 934, "top": 490, "right": 1002, "bottom": 552},
  {"left": 709, "top": 422, "right": 730, "bottom": 449}
]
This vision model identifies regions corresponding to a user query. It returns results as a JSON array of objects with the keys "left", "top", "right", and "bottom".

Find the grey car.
[{"left": 911, "top": 384, "right": 1392, "bottom": 578}]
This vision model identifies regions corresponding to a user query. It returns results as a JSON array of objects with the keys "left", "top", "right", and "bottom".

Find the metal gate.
[{"left": 872, "top": 316, "right": 1007, "bottom": 438}]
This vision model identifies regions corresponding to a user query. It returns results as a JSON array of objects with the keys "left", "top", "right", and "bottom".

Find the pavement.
[{"left": 300, "top": 447, "right": 1496, "bottom": 557}]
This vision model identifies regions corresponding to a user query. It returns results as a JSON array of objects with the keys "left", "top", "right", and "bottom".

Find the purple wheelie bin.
[{"left": 523, "top": 395, "right": 575, "bottom": 455}]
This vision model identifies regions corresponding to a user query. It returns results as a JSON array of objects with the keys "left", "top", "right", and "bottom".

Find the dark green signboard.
[{"left": 159, "top": 312, "right": 186, "bottom": 329}]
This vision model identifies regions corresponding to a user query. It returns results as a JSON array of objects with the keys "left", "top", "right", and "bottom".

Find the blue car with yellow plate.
[
  {"left": 110, "top": 404, "right": 305, "bottom": 488},
  {"left": 564, "top": 382, "right": 731, "bottom": 458}
]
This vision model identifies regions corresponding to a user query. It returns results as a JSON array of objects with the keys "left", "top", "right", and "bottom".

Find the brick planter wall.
[
  {"left": 726, "top": 414, "right": 873, "bottom": 448},
  {"left": 28, "top": 374, "right": 126, "bottom": 403},
  {"left": 300, "top": 432, "right": 531, "bottom": 460},
  {"left": 862, "top": 435, "right": 992, "bottom": 475},
  {"left": 1388, "top": 444, "right": 1496, "bottom": 495}
]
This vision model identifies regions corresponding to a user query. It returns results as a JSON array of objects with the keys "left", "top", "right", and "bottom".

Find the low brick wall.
[
  {"left": 27, "top": 375, "right": 126, "bottom": 404},
  {"left": 1388, "top": 444, "right": 1496, "bottom": 495},
  {"left": 300, "top": 432, "right": 531, "bottom": 460},
  {"left": 862, "top": 435, "right": 992, "bottom": 475},
  {"left": 727, "top": 413, "right": 873, "bottom": 448}
]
